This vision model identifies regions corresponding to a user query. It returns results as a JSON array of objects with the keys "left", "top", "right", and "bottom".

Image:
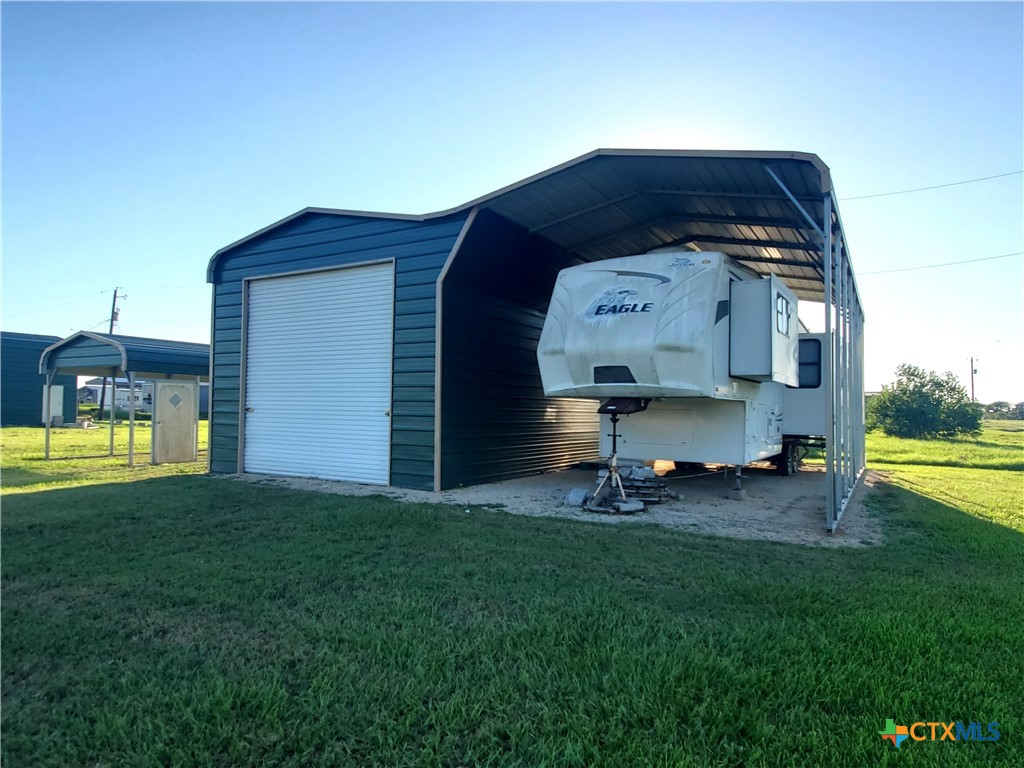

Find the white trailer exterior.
[{"left": 538, "top": 249, "right": 803, "bottom": 466}]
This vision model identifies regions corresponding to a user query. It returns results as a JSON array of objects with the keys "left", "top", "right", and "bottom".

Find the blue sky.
[{"left": 3, "top": 1, "right": 1022, "bottom": 401}]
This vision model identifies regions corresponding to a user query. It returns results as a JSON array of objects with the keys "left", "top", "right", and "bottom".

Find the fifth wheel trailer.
[{"left": 538, "top": 248, "right": 850, "bottom": 525}]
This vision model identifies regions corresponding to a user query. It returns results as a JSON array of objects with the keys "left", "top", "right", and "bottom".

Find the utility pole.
[
  {"left": 970, "top": 357, "right": 978, "bottom": 402},
  {"left": 97, "top": 288, "right": 123, "bottom": 422}
]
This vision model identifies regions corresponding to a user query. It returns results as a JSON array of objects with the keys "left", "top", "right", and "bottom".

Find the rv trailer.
[{"left": 537, "top": 248, "right": 834, "bottom": 510}]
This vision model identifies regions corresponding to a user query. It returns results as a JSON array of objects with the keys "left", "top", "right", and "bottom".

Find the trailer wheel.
[{"left": 773, "top": 444, "right": 798, "bottom": 476}]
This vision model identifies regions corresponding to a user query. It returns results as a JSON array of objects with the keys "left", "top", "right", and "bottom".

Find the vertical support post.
[
  {"left": 44, "top": 371, "right": 54, "bottom": 460},
  {"left": 847, "top": 256, "right": 856, "bottom": 495},
  {"left": 839, "top": 249, "right": 847, "bottom": 499},
  {"left": 108, "top": 368, "right": 117, "bottom": 456},
  {"left": 98, "top": 375, "right": 108, "bottom": 423},
  {"left": 833, "top": 229, "right": 843, "bottom": 518},
  {"left": 839, "top": 237, "right": 847, "bottom": 505},
  {"left": 856, "top": 295, "right": 866, "bottom": 474},
  {"left": 195, "top": 376, "right": 201, "bottom": 460},
  {"left": 128, "top": 371, "right": 136, "bottom": 467},
  {"left": 844, "top": 252, "right": 855, "bottom": 498},
  {"left": 822, "top": 194, "right": 835, "bottom": 530},
  {"left": 207, "top": 286, "right": 216, "bottom": 472}
]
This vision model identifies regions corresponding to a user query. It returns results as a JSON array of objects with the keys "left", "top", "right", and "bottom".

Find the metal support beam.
[
  {"left": 764, "top": 165, "right": 825, "bottom": 241},
  {"left": 755, "top": 274, "right": 825, "bottom": 284},
  {"left": 43, "top": 371, "right": 54, "bottom": 460},
  {"left": 529, "top": 190, "right": 642, "bottom": 233},
  {"left": 678, "top": 235, "right": 820, "bottom": 253},
  {"left": 725, "top": 255, "right": 824, "bottom": 269},
  {"left": 195, "top": 376, "right": 201, "bottom": 460},
  {"left": 566, "top": 214, "right": 694, "bottom": 254},
  {"left": 834, "top": 236, "right": 846, "bottom": 521},
  {"left": 662, "top": 211, "right": 811, "bottom": 231},
  {"left": 824, "top": 218, "right": 868, "bottom": 533},
  {"left": 108, "top": 368, "right": 117, "bottom": 456},
  {"left": 128, "top": 371, "right": 136, "bottom": 467},
  {"left": 645, "top": 187, "right": 825, "bottom": 204},
  {"left": 565, "top": 212, "right": 819, "bottom": 255},
  {"left": 529, "top": 187, "right": 826, "bottom": 236},
  {"left": 822, "top": 194, "right": 836, "bottom": 530}
]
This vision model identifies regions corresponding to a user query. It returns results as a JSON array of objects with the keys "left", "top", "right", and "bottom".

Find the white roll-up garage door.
[{"left": 243, "top": 262, "right": 394, "bottom": 484}]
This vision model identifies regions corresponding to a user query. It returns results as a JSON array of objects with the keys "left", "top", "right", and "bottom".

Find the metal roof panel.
[
  {"left": 40, "top": 332, "right": 210, "bottom": 379},
  {"left": 207, "top": 148, "right": 856, "bottom": 309}
]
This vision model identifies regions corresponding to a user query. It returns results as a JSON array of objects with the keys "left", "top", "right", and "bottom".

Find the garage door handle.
[
  {"left": 384, "top": 409, "right": 391, "bottom": 417},
  {"left": 245, "top": 407, "right": 255, "bottom": 413}
]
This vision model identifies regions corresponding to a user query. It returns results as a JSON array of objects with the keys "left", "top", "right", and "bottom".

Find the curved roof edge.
[
  {"left": 207, "top": 148, "right": 833, "bottom": 282},
  {"left": 40, "top": 331, "right": 128, "bottom": 375},
  {"left": 454, "top": 148, "right": 833, "bottom": 212},
  {"left": 40, "top": 331, "right": 209, "bottom": 379},
  {"left": 206, "top": 206, "right": 434, "bottom": 280}
]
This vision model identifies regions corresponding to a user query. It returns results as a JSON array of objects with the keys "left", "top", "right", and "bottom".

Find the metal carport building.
[
  {"left": 207, "top": 149, "right": 865, "bottom": 530},
  {"left": 39, "top": 332, "right": 210, "bottom": 465}
]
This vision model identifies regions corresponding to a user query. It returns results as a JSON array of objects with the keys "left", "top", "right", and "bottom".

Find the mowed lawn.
[{"left": 2, "top": 423, "right": 1022, "bottom": 767}]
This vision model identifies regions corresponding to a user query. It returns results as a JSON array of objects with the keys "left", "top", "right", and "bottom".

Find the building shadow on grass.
[
  {"left": 0, "top": 466, "right": 83, "bottom": 489},
  {"left": 868, "top": 474, "right": 1024, "bottom": 550}
]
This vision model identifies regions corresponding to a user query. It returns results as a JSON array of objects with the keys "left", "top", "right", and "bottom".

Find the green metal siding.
[
  {"left": 44, "top": 337, "right": 123, "bottom": 370},
  {"left": 1, "top": 333, "right": 77, "bottom": 425},
  {"left": 209, "top": 212, "right": 468, "bottom": 486},
  {"left": 38, "top": 334, "right": 208, "bottom": 379},
  {"left": 439, "top": 210, "right": 600, "bottom": 489}
]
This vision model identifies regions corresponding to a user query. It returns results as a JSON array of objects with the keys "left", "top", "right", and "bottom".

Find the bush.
[{"left": 868, "top": 364, "right": 982, "bottom": 439}]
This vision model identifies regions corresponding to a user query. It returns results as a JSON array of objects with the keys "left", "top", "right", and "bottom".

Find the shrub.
[{"left": 869, "top": 364, "right": 982, "bottom": 439}]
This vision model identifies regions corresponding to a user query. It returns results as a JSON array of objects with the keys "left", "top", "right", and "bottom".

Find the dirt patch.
[{"left": 228, "top": 464, "right": 885, "bottom": 549}]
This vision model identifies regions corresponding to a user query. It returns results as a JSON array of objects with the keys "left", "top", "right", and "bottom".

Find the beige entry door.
[{"left": 152, "top": 381, "right": 198, "bottom": 464}]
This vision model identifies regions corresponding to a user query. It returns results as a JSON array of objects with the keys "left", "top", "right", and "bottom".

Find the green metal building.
[
  {"left": 1, "top": 332, "right": 78, "bottom": 426},
  {"left": 206, "top": 149, "right": 864, "bottom": 529}
]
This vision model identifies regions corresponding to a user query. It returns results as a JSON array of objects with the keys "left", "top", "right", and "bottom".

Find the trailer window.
[
  {"left": 776, "top": 294, "right": 792, "bottom": 337},
  {"left": 792, "top": 338, "right": 821, "bottom": 389}
]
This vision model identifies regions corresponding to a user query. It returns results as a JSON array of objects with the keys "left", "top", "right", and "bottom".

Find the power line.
[
  {"left": 860, "top": 251, "right": 1022, "bottom": 275},
  {"left": 4, "top": 289, "right": 111, "bottom": 319},
  {"left": 840, "top": 170, "right": 1022, "bottom": 201}
]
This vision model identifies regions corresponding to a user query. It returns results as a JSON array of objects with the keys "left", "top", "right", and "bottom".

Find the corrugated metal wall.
[
  {"left": 41, "top": 337, "right": 123, "bottom": 370},
  {"left": 439, "top": 210, "right": 599, "bottom": 488},
  {"left": 208, "top": 212, "right": 469, "bottom": 489},
  {"left": 1, "top": 333, "right": 78, "bottom": 425}
]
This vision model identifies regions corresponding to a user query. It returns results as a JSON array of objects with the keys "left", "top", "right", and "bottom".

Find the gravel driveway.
[{"left": 233, "top": 463, "right": 884, "bottom": 548}]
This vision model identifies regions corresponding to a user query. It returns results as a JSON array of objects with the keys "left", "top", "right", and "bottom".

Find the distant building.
[
  {"left": 1, "top": 332, "right": 78, "bottom": 425},
  {"left": 81, "top": 377, "right": 209, "bottom": 417}
]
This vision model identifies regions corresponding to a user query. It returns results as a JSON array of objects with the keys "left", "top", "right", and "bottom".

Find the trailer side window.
[
  {"left": 793, "top": 338, "right": 821, "bottom": 389},
  {"left": 776, "top": 294, "right": 792, "bottom": 337}
]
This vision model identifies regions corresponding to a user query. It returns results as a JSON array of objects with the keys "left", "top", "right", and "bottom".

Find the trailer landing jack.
[
  {"left": 564, "top": 398, "right": 675, "bottom": 515},
  {"left": 729, "top": 467, "right": 747, "bottom": 500}
]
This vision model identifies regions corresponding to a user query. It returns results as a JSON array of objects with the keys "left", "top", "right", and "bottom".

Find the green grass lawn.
[
  {"left": 2, "top": 423, "right": 1022, "bottom": 766},
  {"left": 1, "top": 422, "right": 209, "bottom": 492}
]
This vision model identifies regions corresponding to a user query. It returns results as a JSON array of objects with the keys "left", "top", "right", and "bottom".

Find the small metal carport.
[{"left": 39, "top": 332, "right": 210, "bottom": 465}]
